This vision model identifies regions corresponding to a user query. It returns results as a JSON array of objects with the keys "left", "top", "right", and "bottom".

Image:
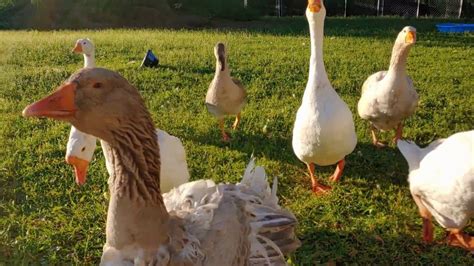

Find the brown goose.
[
  {"left": 205, "top": 42, "right": 247, "bottom": 142},
  {"left": 23, "top": 68, "right": 299, "bottom": 265}
]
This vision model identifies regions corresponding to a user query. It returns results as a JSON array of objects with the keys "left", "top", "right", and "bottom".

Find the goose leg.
[
  {"left": 219, "top": 118, "right": 230, "bottom": 142},
  {"left": 329, "top": 159, "right": 345, "bottom": 183},
  {"left": 412, "top": 194, "right": 434, "bottom": 243},
  {"left": 232, "top": 112, "right": 241, "bottom": 130},
  {"left": 371, "top": 124, "right": 386, "bottom": 148},
  {"left": 307, "top": 163, "right": 331, "bottom": 194},
  {"left": 446, "top": 229, "right": 474, "bottom": 251},
  {"left": 392, "top": 122, "right": 403, "bottom": 144}
]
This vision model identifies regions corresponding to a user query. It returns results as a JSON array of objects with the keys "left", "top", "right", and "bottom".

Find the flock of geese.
[{"left": 21, "top": 0, "right": 473, "bottom": 264}]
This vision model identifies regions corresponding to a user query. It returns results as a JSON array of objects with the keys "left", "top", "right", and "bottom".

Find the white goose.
[
  {"left": 358, "top": 27, "right": 418, "bottom": 147},
  {"left": 292, "top": 0, "right": 357, "bottom": 194},
  {"left": 23, "top": 68, "right": 300, "bottom": 265},
  {"left": 66, "top": 38, "right": 190, "bottom": 193},
  {"left": 397, "top": 131, "right": 474, "bottom": 251}
]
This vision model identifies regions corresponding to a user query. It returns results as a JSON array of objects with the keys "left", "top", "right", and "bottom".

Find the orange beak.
[
  {"left": 405, "top": 31, "right": 416, "bottom": 44},
  {"left": 22, "top": 82, "right": 77, "bottom": 120},
  {"left": 72, "top": 43, "right": 83, "bottom": 53},
  {"left": 308, "top": 0, "right": 321, "bottom": 13},
  {"left": 66, "top": 155, "right": 90, "bottom": 185}
]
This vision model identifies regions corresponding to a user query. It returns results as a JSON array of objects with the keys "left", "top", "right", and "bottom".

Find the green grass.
[{"left": 1, "top": 17, "right": 473, "bottom": 264}]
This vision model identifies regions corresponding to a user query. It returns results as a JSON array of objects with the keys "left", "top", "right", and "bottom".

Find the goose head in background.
[
  {"left": 395, "top": 26, "right": 416, "bottom": 48},
  {"left": 73, "top": 38, "right": 96, "bottom": 68},
  {"left": 307, "top": 0, "right": 325, "bottom": 18}
]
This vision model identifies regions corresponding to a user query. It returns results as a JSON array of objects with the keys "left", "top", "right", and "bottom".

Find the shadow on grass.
[{"left": 186, "top": 124, "right": 409, "bottom": 188}]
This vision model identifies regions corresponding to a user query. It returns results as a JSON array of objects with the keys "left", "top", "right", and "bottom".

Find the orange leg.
[
  {"left": 232, "top": 112, "right": 241, "bottom": 130},
  {"left": 371, "top": 125, "right": 386, "bottom": 148},
  {"left": 307, "top": 163, "right": 331, "bottom": 194},
  {"left": 219, "top": 119, "right": 230, "bottom": 142},
  {"left": 446, "top": 229, "right": 474, "bottom": 251},
  {"left": 412, "top": 194, "right": 434, "bottom": 243},
  {"left": 392, "top": 122, "right": 403, "bottom": 144},
  {"left": 329, "top": 159, "right": 345, "bottom": 183}
]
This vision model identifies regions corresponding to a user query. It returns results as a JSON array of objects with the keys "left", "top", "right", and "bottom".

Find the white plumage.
[
  {"left": 292, "top": 1, "right": 357, "bottom": 193},
  {"left": 358, "top": 26, "right": 418, "bottom": 147},
  {"left": 397, "top": 130, "right": 474, "bottom": 250}
]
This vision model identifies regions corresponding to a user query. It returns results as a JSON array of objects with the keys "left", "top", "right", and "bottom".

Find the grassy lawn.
[{"left": 0, "top": 17, "right": 473, "bottom": 264}]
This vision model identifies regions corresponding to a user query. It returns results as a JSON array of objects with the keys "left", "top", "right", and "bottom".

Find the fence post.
[
  {"left": 381, "top": 0, "right": 384, "bottom": 16},
  {"left": 416, "top": 0, "right": 420, "bottom": 18},
  {"left": 377, "top": 0, "right": 380, "bottom": 16},
  {"left": 459, "top": 0, "right": 464, "bottom": 18},
  {"left": 344, "top": 0, "right": 347, "bottom": 17}
]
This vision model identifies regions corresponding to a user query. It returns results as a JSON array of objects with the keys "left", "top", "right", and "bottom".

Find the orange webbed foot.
[
  {"left": 446, "top": 231, "right": 474, "bottom": 251},
  {"left": 222, "top": 133, "right": 231, "bottom": 142},
  {"left": 312, "top": 183, "right": 331, "bottom": 194}
]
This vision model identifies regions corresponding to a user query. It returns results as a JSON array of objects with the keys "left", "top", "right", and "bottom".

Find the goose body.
[
  {"left": 358, "top": 26, "right": 418, "bottom": 147},
  {"left": 205, "top": 42, "right": 247, "bottom": 142},
  {"left": 24, "top": 68, "right": 300, "bottom": 264},
  {"left": 397, "top": 130, "right": 474, "bottom": 251},
  {"left": 66, "top": 38, "right": 190, "bottom": 192},
  {"left": 292, "top": 0, "right": 357, "bottom": 193}
]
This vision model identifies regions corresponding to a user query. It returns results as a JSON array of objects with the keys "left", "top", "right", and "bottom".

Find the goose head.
[
  {"left": 214, "top": 42, "right": 226, "bottom": 71},
  {"left": 72, "top": 38, "right": 95, "bottom": 56},
  {"left": 306, "top": 0, "right": 326, "bottom": 21},
  {"left": 23, "top": 68, "right": 144, "bottom": 143},
  {"left": 396, "top": 26, "right": 417, "bottom": 47}
]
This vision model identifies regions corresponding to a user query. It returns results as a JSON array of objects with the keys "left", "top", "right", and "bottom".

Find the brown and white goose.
[
  {"left": 23, "top": 68, "right": 300, "bottom": 265},
  {"left": 358, "top": 26, "right": 419, "bottom": 147},
  {"left": 206, "top": 42, "right": 247, "bottom": 142}
]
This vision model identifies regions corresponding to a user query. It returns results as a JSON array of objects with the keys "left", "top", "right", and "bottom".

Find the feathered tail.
[
  {"left": 234, "top": 157, "right": 301, "bottom": 265},
  {"left": 397, "top": 139, "right": 445, "bottom": 172}
]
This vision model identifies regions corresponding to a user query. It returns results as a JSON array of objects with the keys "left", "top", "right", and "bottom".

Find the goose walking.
[
  {"left": 292, "top": 0, "right": 357, "bottom": 194},
  {"left": 23, "top": 68, "right": 300, "bottom": 264},
  {"left": 66, "top": 39, "right": 190, "bottom": 192},
  {"left": 397, "top": 131, "right": 474, "bottom": 251},
  {"left": 358, "top": 27, "right": 419, "bottom": 147},
  {"left": 206, "top": 42, "right": 247, "bottom": 142}
]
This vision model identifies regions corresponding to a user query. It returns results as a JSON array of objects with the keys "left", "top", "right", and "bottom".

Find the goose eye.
[
  {"left": 93, "top": 82, "right": 102, "bottom": 88},
  {"left": 83, "top": 42, "right": 87, "bottom": 45}
]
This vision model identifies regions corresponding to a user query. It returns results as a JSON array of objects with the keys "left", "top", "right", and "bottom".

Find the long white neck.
[
  {"left": 303, "top": 11, "right": 331, "bottom": 104},
  {"left": 387, "top": 43, "right": 410, "bottom": 76},
  {"left": 83, "top": 52, "right": 95, "bottom": 68}
]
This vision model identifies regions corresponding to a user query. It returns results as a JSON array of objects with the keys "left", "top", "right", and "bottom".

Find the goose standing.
[
  {"left": 206, "top": 42, "right": 247, "bottom": 142},
  {"left": 23, "top": 67, "right": 300, "bottom": 264},
  {"left": 292, "top": 0, "right": 357, "bottom": 194},
  {"left": 397, "top": 131, "right": 474, "bottom": 251},
  {"left": 358, "top": 27, "right": 418, "bottom": 147},
  {"left": 67, "top": 39, "right": 190, "bottom": 192},
  {"left": 66, "top": 38, "right": 98, "bottom": 184}
]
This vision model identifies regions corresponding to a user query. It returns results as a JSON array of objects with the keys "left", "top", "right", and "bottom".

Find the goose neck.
[
  {"left": 388, "top": 44, "right": 410, "bottom": 75},
  {"left": 102, "top": 114, "right": 165, "bottom": 208},
  {"left": 215, "top": 60, "right": 230, "bottom": 76},
  {"left": 83, "top": 52, "right": 95, "bottom": 68},
  {"left": 305, "top": 16, "right": 330, "bottom": 101}
]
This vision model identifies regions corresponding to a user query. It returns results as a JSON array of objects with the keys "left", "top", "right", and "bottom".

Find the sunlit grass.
[{"left": 0, "top": 17, "right": 473, "bottom": 264}]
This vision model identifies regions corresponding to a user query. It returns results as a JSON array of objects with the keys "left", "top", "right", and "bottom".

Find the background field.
[{"left": 0, "top": 17, "right": 473, "bottom": 264}]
